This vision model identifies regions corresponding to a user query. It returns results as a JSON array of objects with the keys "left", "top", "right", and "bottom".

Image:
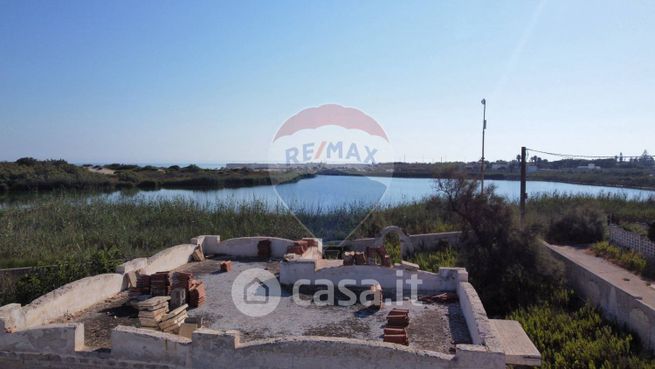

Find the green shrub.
[
  {"left": 621, "top": 222, "right": 648, "bottom": 237},
  {"left": 591, "top": 241, "right": 647, "bottom": 275},
  {"left": 649, "top": 223, "right": 655, "bottom": 243},
  {"left": 546, "top": 206, "right": 606, "bottom": 244},
  {"left": 510, "top": 302, "right": 655, "bottom": 369}
]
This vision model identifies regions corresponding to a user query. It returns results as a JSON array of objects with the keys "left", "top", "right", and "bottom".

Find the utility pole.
[
  {"left": 520, "top": 146, "right": 527, "bottom": 228},
  {"left": 480, "top": 99, "right": 487, "bottom": 193}
]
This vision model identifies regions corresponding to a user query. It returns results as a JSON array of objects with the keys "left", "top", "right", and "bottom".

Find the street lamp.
[{"left": 480, "top": 98, "right": 487, "bottom": 193}]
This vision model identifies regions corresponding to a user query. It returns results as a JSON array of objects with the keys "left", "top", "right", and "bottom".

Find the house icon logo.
[
  {"left": 232, "top": 268, "right": 281, "bottom": 317},
  {"left": 243, "top": 278, "right": 269, "bottom": 304}
]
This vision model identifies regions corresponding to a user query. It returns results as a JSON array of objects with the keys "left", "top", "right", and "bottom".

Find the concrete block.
[
  {"left": 111, "top": 325, "right": 191, "bottom": 367},
  {"left": 0, "top": 323, "right": 83, "bottom": 354},
  {"left": 490, "top": 319, "right": 541, "bottom": 366}
]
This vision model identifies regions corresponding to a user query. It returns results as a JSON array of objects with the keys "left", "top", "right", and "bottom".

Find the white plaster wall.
[
  {"left": 0, "top": 326, "right": 506, "bottom": 369},
  {"left": 0, "top": 323, "right": 83, "bottom": 354},
  {"left": 204, "top": 237, "right": 296, "bottom": 258},
  {"left": 142, "top": 244, "right": 197, "bottom": 275},
  {"left": 544, "top": 241, "right": 655, "bottom": 352},
  {"left": 190, "top": 328, "right": 505, "bottom": 369},
  {"left": 115, "top": 257, "right": 147, "bottom": 274},
  {"left": 111, "top": 325, "right": 191, "bottom": 367},
  {"left": 21, "top": 274, "right": 124, "bottom": 328},
  {"left": 279, "top": 262, "right": 465, "bottom": 293},
  {"left": 457, "top": 281, "right": 504, "bottom": 354}
]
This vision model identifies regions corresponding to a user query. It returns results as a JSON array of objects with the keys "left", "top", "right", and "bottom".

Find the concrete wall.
[
  {"left": 200, "top": 236, "right": 322, "bottom": 258},
  {"left": 116, "top": 244, "right": 198, "bottom": 276},
  {"left": 142, "top": 244, "right": 198, "bottom": 275},
  {"left": 0, "top": 325, "right": 506, "bottom": 369},
  {"left": 0, "top": 323, "right": 83, "bottom": 354},
  {"left": 544, "top": 241, "right": 655, "bottom": 352},
  {"left": 0, "top": 273, "right": 124, "bottom": 331},
  {"left": 112, "top": 325, "right": 191, "bottom": 367},
  {"left": 280, "top": 261, "right": 468, "bottom": 293}
]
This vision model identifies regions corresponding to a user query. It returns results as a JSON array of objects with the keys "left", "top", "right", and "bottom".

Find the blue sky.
[{"left": 1, "top": 0, "right": 653, "bottom": 164}]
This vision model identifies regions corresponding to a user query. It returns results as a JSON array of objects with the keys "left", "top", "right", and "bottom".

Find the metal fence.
[{"left": 609, "top": 224, "right": 655, "bottom": 259}]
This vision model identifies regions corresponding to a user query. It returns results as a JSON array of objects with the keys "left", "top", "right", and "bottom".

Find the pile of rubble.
[
  {"left": 383, "top": 308, "right": 410, "bottom": 346},
  {"left": 418, "top": 292, "right": 458, "bottom": 304}
]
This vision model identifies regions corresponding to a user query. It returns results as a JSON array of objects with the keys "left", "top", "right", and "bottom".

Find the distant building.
[{"left": 576, "top": 163, "right": 601, "bottom": 171}]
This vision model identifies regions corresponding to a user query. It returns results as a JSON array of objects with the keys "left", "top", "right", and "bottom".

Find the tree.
[{"left": 436, "top": 172, "right": 565, "bottom": 316}]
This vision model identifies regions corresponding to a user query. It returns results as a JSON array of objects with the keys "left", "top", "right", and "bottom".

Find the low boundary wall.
[
  {"left": 0, "top": 324, "right": 506, "bottom": 369},
  {"left": 1, "top": 274, "right": 124, "bottom": 331},
  {"left": 279, "top": 262, "right": 468, "bottom": 293},
  {"left": 543, "top": 241, "right": 655, "bottom": 352}
]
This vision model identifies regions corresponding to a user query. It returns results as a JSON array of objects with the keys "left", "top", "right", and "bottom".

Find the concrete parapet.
[
  {"left": 115, "top": 257, "right": 147, "bottom": 274},
  {"left": 204, "top": 236, "right": 296, "bottom": 257},
  {"left": 0, "top": 323, "right": 83, "bottom": 354},
  {"left": 192, "top": 329, "right": 458, "bottom": 369},
  {"left": 18, "top": 273, "right": 123, "bottom": 329},
  {"left": 112, "top": 325, "right": 191, "bottom": 367},
  {"left": 143, "top": 244, "right": 197, "bottom": 275}
]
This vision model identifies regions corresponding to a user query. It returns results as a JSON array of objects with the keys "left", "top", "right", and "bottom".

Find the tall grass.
[
  {"left": 526, "top": 192, "right": 655, "bottom": 226},
  {"left": 0, "top": 195, "right": 456, "bottom": 268}
]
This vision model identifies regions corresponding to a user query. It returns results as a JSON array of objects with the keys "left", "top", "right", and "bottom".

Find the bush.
[
  {"left": 5, "top": 246, "right": 123, "bottom": 305},
  {"left": 546, "top": 206, "right": 606, "bottom": 244},
  {"left": 15, "top": 157, "right": 38, "bottom": 166},
  {"left": 649, "top": 223, "right": 655, "bottom": 243},
  {"left": 591, "top": 241, "right": 647, "bottom": 275},
  {"left": 510, "top": 301, "right": 655, "bottom": 369}
]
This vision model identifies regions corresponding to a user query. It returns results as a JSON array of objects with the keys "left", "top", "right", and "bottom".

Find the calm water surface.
[{"left": 94, "top": 175, "right": 655, "bottom": 211}]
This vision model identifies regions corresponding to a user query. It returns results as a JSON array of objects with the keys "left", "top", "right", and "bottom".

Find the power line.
[{"left": 526, "top": 148, "right": 652, "bottom": 160}]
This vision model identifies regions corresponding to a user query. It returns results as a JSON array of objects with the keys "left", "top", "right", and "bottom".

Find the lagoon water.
[{"left": 98, "top": 175, "right": 655, "bottom": 211}]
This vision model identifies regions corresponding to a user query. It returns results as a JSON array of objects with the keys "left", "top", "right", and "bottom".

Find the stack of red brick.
[
  {"left": 383, "top": 308, "right": 410, "bottom": 346},
  {"left": 129, "top": 274, "right": 151, "bottom": 298},
  {"left": 366, "top": 246, "right": 392, "bottom": 267},
  {"left": 188, "top": 280, "right": 206, "bottom": 308},
  {"left": 220, "top": 260, "right": 233, "bottom": 272},
  {"left": 151, "top": 272, "right": 173, "bottom": 296},
  {"left": 286, "top": 240, "right": 308, "bottom": 255},
  {"left": 172, "top": 272, "right": 193, "bottom": 291}
]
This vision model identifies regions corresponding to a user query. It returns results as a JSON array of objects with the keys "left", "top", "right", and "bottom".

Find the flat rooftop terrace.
[
  {"left": 55, "top": 257, "right": 471, "bottom": 353},
  {"left": 178, "top": 258, "right": 472, "bottom": 353}
]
